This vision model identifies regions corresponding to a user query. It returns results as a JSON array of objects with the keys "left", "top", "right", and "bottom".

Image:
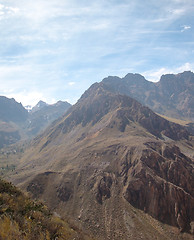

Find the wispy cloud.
[
  {"left": 6, "top": 90, "right": 46, "bottom": 107},
  {"left": 68, "top": 82, "right": 75, "bottom": 86},
  {"left": 181, "top": 25, "right": 191, "bottom": 32},
  {"left": 142, "top": 63, "right": 194, "bottom": 82},
  {"left": 0, "top": 0, "right": 194, "bottom": 105},
  {"left": 0, "top": 3, "right": 20, "bottom": 17}
]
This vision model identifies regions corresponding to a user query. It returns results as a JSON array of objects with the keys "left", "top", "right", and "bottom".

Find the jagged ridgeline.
[{"left": 0, "top": 178, "right": 93, "bottom": 240}]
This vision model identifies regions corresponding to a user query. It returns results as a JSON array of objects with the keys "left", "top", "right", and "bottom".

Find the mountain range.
[
  {"left": 0, "top": 71, "right": 193, "bottom": 239},
  {"left": 0, "top": 71, "right": 193, "bottom": 150},
  {"left": 0, "top": 98, "right": 71, "bottom": 149},
  {"left": 102, "top": 71, "right": 194, "bottom": 121},
  {"left": 6, "top": 72, "right": 193, "bottom": 240},
  {"left": 27, "top": 100, "right": 71, "bottom": 136}
]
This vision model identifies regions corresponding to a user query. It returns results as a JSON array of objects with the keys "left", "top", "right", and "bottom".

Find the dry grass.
[
  {"left": 157, "top": 113, "right": 192, "bottom": 126},
  {"left": 0, "top": 177, "right": 93, "bottom": 240}
]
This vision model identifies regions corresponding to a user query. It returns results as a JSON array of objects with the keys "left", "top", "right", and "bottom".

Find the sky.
[{"left": 0, "top": 0, "right": 194, "bottom": 107}]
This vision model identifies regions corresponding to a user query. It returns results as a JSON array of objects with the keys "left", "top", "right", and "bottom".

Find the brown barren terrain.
[{"left": 7, "top": 83, "right": 193, "bottom": 240}]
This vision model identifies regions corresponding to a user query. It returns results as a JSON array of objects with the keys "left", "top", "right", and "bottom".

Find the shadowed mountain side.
[
  {"left": 102, "top": 71, "right": 194, "bottom": 121},
  {"left": 0, "top": 96, "right": 28, "bottom": 148},
  {"left": 8, "top": 83, "right": 194, "bottom": 240},
  {"left": 0, "top": 96, "right": 28, "bottom": 123}
]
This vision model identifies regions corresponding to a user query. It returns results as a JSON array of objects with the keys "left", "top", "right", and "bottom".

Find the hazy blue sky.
[{"left": 0, "top": 0, "right": 193, "bottom": 106}]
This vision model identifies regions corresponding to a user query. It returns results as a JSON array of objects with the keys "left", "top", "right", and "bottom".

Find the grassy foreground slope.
[{"left": 0, "top": 178, "right": 93, "bottom": 240}]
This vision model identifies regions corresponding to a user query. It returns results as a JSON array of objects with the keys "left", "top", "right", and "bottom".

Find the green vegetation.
[{"left": 0, "top": 178, "right": 90, "bottom": 240}]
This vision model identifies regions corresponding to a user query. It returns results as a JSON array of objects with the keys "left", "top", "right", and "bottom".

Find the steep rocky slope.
[
  {"left": 102, "top": 71, "right": 194, "bottom": 121},
  {"left": 9, "top": 83, "right": 193, "bottom": 240}
]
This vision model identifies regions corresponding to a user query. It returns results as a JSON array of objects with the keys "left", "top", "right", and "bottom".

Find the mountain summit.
[{"left": 31, "top": 100, "right": 48, "bottom": 113}]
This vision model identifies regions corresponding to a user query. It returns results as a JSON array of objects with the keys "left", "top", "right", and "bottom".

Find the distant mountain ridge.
[
  {"left": 27, "top": 100, "right": 72, "bottom": 136},
  {"left": 102, "top": 71, "right": 194, "bottom": 121},
  {"left": 31, "top": 100, "right": 48, "bottom": 112},
  {"left": 0, "top": 96, "right": 28, "bottom": 123},
  {"left": 0, "top": 96, "right": 27, "bottom": 148},
  {"left": 0, "top": 96, "right": 71, "bottom": 148}
]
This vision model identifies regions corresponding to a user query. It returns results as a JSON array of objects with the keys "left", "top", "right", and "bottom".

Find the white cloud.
[
  {"left": 143, "top": 68, "right": 168, "bottom": 82},
  {"left": 6, "top": 90, "right": 45, "bottom": 107},
  {"left": 6, "top": 7, "right": 19, "bottom": 14},
  {"left": 0, "top": 3, "right": 20, "bottom": 18},
  {"left": 5, "top": 89, "right": 59, "bottom": 107},
  {"left": 170, "top": 8, "right": 185, "bottom": 16},
  {"left": 181, "top": 25, "right": 191, "bottom": 32},
  {"left": 177, "top": 62, "right": 194, "bottom": 72},
  {"left": 68, "top": 82, "right": 75, "bottom": 86},
  {"left": 142, "top": 63, "right": 194, "bottom": 82}
]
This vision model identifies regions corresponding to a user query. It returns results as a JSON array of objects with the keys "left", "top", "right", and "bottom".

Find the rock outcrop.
[{"left": 121, "top": 144, "right": 194, "bottom": 232}]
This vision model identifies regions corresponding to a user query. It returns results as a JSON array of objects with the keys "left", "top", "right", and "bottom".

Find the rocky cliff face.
[
  {"left": 120, "top": 144, "right": 194, "bottom": 232},
  {"left": 17, "top": 140, "right": 193, "bottom": 239}
]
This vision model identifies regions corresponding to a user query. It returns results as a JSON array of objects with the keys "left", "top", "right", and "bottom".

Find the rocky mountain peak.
[
  {"left": 158, "top": 71, "right": 194, "bottom": 87},
  {"left": 124, "top": 72, "right": 146, "bottom": 81},
  {"left": 39, "top": 82, "right": 189, "bottom": 154},
  {"left": 31, "top": 100, "right": 48, "bottom": 112}
]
